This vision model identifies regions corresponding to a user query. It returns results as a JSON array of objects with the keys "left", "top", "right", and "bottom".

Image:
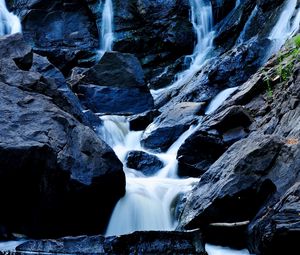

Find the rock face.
[
  {"left": 14, "top": 230, "right": 207, "bottom": 255},
  {"left": 75, "top": 52, "right": 154, "bottom": 114},
  {"left": 125, "top": 151, "right": 164, "bottom": 176},
  {"left": 248, "top": 182, "right": 300, "bottom": 255},
  {"left": 9, "top": 0, "right": 99, "bottom": 74},
  {"left": 0, "top": 34, "right": 125, "bottom": 238},
  {"left": 141, "top": 102, "right": 204, "bottom": 152},
  {"left": 179, "top": 46, "right": 300, "bottom": 252}
]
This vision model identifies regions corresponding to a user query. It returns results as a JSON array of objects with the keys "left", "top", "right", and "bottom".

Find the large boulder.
[
  {"left": 76, "top": 52, "right": 154, "bottom": 115},
  {"left": 15, "top": 230, "right": 207, "bottom": 254},
  {"left": 0, "top": 34, "right": 125, "bottom": 238},
  {"left": 179, "top": 134, "right": 282, "bottom": 230}
]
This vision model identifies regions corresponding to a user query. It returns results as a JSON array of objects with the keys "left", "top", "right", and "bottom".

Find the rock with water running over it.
[
  {"left": 125, "top": 150, "right": 164, "bottom": 176},
  {"left": 0, "top": 34, "right": 125, "bottom": 238},
  {"left": 14, "top": 230, "right": 207, "bottom": 254},
  {"left": 141, "top": 102, "right": 205, "bottom": 152},
  {"left": 75, "top": 52, "right": 154, "bottom": 114}
]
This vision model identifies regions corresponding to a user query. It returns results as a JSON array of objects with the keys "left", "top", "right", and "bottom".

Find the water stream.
[
  {"left": 98, "top": 0, "right": 114, "bottom": 59},
  {"left": 268, "top": 0, "right": 300, "bottom": 57},
  {"left": 151, "top": 0, "right": 215, "bottom": 100},
  {"left": 0, "top": 0, "right": 21, "bottom": 36}
]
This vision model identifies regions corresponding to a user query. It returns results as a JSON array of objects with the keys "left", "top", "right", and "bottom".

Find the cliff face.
[{"left": 1, "top": 0, "right": 300, "bottom": 254}]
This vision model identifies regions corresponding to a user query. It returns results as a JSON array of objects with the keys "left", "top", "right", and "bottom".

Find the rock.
[
  {"left": 81, "top": 52, "right": 145, "bottom": 88},
  {"left": 10, "top": 0, "right": 99, "bottom": 74},
  {"left": 179, "top": 135, "right": 282, "bottom": 231},
  {"left": 76, "top": 52, "right": 154, "bottom": 115},
  {"left": 15, "top": 230, "right": 207, "bottom": 255},
  {"left": 208, "top": 38, "right": 272, "bottom": 89},
  {"left": 0, "top": 35, "right": 125, "bottom": 237},
  {"left": 204, "top": 221, "right": 249, "bottom": 249},
  {"left": 204, "top": 105, "right": 253, "bottom": 133},
  {"left": 211, "top": 0, "right": 236, "bottom": 24},
  {"left": 141, "top": 102, "right": 204, "bottom": 152},
  {"left": 248, "top": 182, "right": 300, "bottom": 255},
  {"left": 177, "top": 131, "right": 226, "bottom": 177},
  {"left": 0, "top": 33, "right": 32, "bottom": 70},
  {"left": 0, "top": 81, "right": 125, "bottom": 238},
  {"left": 30, "top": 53, "right": 101, "bottom": 128},
  {"left": 112, "top": 0, "right": 195, "bottom": 85},
  {"left": 129, "top": 110, "right": 160, "bottom": 131},
  {"left": 125, "top": 151, "right": 164, "bottom": 176}
]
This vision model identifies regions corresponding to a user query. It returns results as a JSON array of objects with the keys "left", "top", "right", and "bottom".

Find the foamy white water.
[
  {"left": 98, "top": 0, "right": 114, "bottom": 59},
  {"left": 99, "top": 116, "right": 199, "bottom": 236},
  {"left": 206, "top": 244, "right": 251, "bottom": 255},
  {"left": 0, "top": 0, "right": 21, "bottom": 36},
  {"left": 0, "top": 240, "right": 25, "bottom": 252},
  {"left": 151, "top": 0, "right": 215, "bottom": 100}
]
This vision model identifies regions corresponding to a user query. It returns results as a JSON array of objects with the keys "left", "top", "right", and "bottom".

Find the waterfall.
[
  {"left": 0, "top": 0, "right": 21, "bottom": 36},
  {"left": 99, "top": 116, "right": 199, "bottom": 236},
  {"left": 268, "top": 0, "right": 300, "bottom": 57},
  {"left": 98, "top": 0, "right": 114, "bottom": 59},
  {"left": 151, "top": 0, "right": 215, "bottom": 99}
]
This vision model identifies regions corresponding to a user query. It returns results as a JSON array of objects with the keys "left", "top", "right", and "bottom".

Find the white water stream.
[
  {"left": 151, "top": 0, "right": 215, "bottom": 100},
  {"left": 0, "top": 0, "right": 21, "bottom": 36},
  {"left": 98, "top": 0, "right": 114, "bottom": 59},
  {"left": 268, "top": 0, "right": 300, "bottom": 57}
]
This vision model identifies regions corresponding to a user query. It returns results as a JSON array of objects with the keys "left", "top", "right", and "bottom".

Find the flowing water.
[
  {"left": 151, "top": 0, "right": 215, "bottom": 100},
  {"left": 268, "top": 0, "right": 300, "bottom": 57},
  {"left": 99, "top": 116, "right": 199, "bottom": 236},
  {"left": 98, "top": 0, "right": 114, "bottom": 59},
  {"left": 0, "top": 0, "right": 21, "bottom": 36}
]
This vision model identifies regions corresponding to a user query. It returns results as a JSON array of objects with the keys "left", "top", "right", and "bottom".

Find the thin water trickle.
[
  {"left": 205, "top": 87, "right": 238, "bottom": 115},
  {"left": 0, "top": 0, "right": 21, "bottom": 36},
  {"left": 98, "top": 0, "right": 114, "bottom": 59},
  {"left": 151, "top": 0, "right": 215, "bottom": 100}
]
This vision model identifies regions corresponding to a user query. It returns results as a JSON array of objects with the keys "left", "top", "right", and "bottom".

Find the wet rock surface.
[
  {"left": 8, "top": 230, "right": 207, "bottom": 255},
  {"left": 126, "top": 150, "right": 164, "bottom": 176}
]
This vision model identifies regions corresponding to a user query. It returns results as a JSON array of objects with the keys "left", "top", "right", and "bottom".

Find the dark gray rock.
[
  {"left": 0, "top": 34, "right": 125, "bottom": 238},
  {"left": 211, "top": 0, "right": 236, "bottom": 24},
  {"left": 129, "top": 110, "right": 160, "bottom": 131},
  {"left": 179, "top": 135, "right": 282, "bottom": 230},
  {"left": 14, "top": 230, "right": 207, "bottom": 254},
  {"left": 10, "top": 0, "right": 99, "bottom": 74},
  {"left": 177, "top": 131, "right": 226, "bottom": 177},
  {"left": 126, "top": 150, "right": 164, "bottom": 176},
  {"left": 76, "top": 52, "right": 154, "bottom": 115},
  {"left": 81, "top": 52, "right": 145, "bottom": 88},
  {"left": 248, "top": 182, "right": 300, "bottom": 255},
  {"left": 0, "top": 33, "right": 32, "bottom": 70},
  {"left": 141, "top": 102, "right": 204, "bottom": 152}
]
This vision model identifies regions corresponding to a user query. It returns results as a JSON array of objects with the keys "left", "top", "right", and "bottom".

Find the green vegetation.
[{"left": 262, "top": 34, "right": 300, "bottom": 98}]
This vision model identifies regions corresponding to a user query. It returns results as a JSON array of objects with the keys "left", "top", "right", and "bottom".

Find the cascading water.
[
  {"left": 99, "top": 116, "right": 199, "bottom": 236},
  {"left": 151, "top": 0, "right": 215, "bottom": 99},
  {"left": 98, "top": 0, "right": 114, "bottom": 59},
  {"left": 0, "top": 0, "right": 21, "bottom": 36},
  {"left": 268, "top": 0, "right": 300, "bottom": 57}
]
